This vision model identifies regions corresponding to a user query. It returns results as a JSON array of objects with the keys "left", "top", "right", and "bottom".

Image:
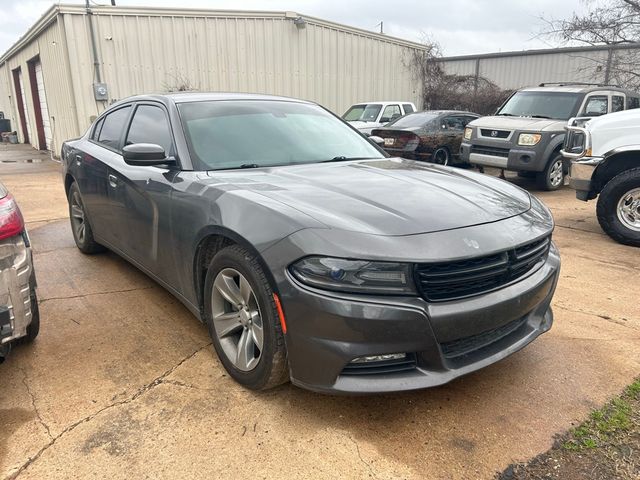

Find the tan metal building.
[
  {"left": 0, "top": 4, "right": 426, "bottom": 152},
  {"left": 439, "top": 44, "right": 640, "bottom": 90}
]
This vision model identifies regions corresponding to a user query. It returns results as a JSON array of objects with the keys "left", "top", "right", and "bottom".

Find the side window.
[
  {"left": 92, "top": 117, "right": 105, "bottom": 141},
  {"left": 582, "top": 96, "right": 608, "bottom": 116},
  {"left": 441, "top": 116, "right": 465, "bottom": 131},
  {"left": 125, "top": 105, "right": 173, "bottom": 155},
  {"left": 629, "top": 97, "right": 640, "bottom": 109},
  {"left": 402, "top": 104, "right": 415, "bottom": 114},
  {"left": 97, "top": 106, "right": 132, "bottom": 150},
  {"left": 380, "top": 105, "right": 401, "bottom": 123},
  {"left": 612, "top": 95, "right": 625, "bottom": 112}
]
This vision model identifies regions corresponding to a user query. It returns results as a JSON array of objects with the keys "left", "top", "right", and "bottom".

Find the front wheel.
[
  {"left": 430, "top": 147, "right": 450, "bottom": 166},
  {"left": 596, "top": 168, "right": 640, "bottom": 247},
  {"left": 536, "top": 155, "right": 565, "bottom": 191},
  {"left": 204, "top": 245, "right": 289, "bottom": 390}
]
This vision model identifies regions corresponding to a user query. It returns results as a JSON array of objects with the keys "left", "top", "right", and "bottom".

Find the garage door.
[
  {"left": 17, "top": 70, "right": 32, "bottom": 144},
  {"left": 34, "top": 61, "right": 52, "bottom": 150}
]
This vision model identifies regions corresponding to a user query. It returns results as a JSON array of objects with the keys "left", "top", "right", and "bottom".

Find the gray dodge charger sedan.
[{"left": 61, "top": 93, "right": 560, "bottom": 394}]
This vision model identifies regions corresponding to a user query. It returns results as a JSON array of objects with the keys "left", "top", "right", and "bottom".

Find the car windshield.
[
  {"left": 178, "top": 100, "right": 384, "bottom": 170},
  {"left": 385, "top": 112, "right": 438, "bottom": 128},
  {"left": 342, "top": 104, "right": 383, "bottom": 122},
  {"left": 497, "top": 91, "right": 582, "bottom": 120}
]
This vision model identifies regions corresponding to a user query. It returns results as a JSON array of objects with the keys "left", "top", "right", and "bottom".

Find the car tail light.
[{"left": 0, "top": 194, "right": 25, "bottom": 240}]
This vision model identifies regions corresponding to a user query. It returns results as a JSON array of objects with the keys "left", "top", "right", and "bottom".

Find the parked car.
[
  {"left": 0, "top": 183, "right": 39, "bottom": 361},
  {"left": 460, "top": 83, "right": 640, "bottom": 191},
  {"left": 342, "top": 101, "right": 416, "bottom": 135},
  {"left": 61, "top": 93, "right": 560, "bottom": 394},
  {"left": 563, "top": 108, "right": 640, "bottom": 246},
  {"left": 370, "top": 110, "right": 479, "bottom": 165}
]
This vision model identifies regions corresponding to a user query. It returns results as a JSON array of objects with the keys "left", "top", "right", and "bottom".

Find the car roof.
[
  {"left": 353, "top": 101, "right": 416, "bottom": 105},
  {"left": 520, "top": 85, "right": 638, "bottom": 95},
  {"left": 114, "top": 92, "right": 315, "bottom": 106},
  {"left": 412, "top": 110, "right": 478, "bottom": 116}
]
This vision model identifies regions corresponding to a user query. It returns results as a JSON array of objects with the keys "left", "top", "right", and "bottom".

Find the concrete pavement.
[{"left": 0, "top": 144, "right": 638, "bottom": 479}]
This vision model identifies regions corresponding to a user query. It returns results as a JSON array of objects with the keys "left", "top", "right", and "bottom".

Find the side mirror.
[
  {"left": 122, "top": 143, "right": 174, "bottom": 166},
  {"left": 369, "top": 135, "right": 385, "bottom": 146}
]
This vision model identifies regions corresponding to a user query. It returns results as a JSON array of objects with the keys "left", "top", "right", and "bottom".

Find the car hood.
[
  {"left": 208, "top": 159, "right": 531, "bottom": 236},
  {"left": 471, "top": 116, "right": 567, "bottom": 132}
]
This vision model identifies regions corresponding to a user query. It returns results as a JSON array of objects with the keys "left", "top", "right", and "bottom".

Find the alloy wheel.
[
  {"left": 548, "top": 159, "right": 564, "bottom": 187},
  {"left": 211, "top": 268, "right": 264, "bottom": 371},
  {"left": 70, "top": 191, "right": 86, "bottom": 244},
  {"left": 432, "top": 148, "right": 449, "bottom": 166},
  {"left": 616, "top": 187, "right": 640, "bottom": 232}
]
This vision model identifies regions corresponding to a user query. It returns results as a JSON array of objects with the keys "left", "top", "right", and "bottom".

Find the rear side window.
[
  {"left": 125, "top": 105, "right": 173, "bottom": 155},
  {"left": 612, "top": 95, "right": 625, "bottom": 113},
  {"left": 628, "top": 97, "right": 640, "bottom": 109},
  {"left": 441, "top": 116, "right": 466, "bottom": 131},
  {"left": 92, "top": 117, "right": 105, "bottom": 140},
  {"left": 402, "top": 104, "right": 415, "bottom": 114},
  {"left": 97, "top": 106, "right": 131, "bottom": 150},
  {"left": 380, "top": 105, "right": 401, "bottom": 123}
]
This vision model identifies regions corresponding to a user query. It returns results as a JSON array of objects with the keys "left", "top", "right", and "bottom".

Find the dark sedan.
[
  {"left": 371, "top": 110, "right": 479, "bottom": 166},
  {"left": 61, "top": 93, "right": 559, "bottom": 394}
]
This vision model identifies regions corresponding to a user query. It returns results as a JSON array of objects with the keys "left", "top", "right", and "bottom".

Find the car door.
[
  {"left": 79, "top": 105, "right": 133, "bottom": 248},
  {"left": 379, "top": 104, "right": 402, "bottom": 125},
  {"left": 110, "top": 102, "right": 178, "bottom": 281}
]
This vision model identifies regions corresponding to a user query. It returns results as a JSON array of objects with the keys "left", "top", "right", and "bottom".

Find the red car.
[{"left": 371, "top": 110, "right": 479, "bottom": 166}]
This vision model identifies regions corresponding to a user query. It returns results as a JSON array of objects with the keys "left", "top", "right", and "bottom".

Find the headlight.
[
  {"left": 463, "top": 127, "right": 473, "bottom": 141},
  {"left": 289, "top": 257, "right": 415, "bottom": 294},
  {"left": 518, "top": 133, "right": 542, "bottom": 146}
]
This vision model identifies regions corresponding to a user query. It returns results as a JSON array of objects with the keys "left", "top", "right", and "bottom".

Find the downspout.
[{"left": 86, "top": 0, "right": 102, "bottom": 84}]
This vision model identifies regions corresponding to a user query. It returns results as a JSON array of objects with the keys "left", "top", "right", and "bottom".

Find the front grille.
[
  {"left": 341, "top": 354, "right": 417, "bottom": 376},
  {"left": 470, "top": 145, "right": 510, "bottom": 157},
  {"left": 415, "top": 236, "right": 551, "bottom": 302},
  {"left": 480, "top": 129, "right": 511, "bottom": 139},
  {"left": 440, "top": 316, "right": 528, "bottom": 359}
]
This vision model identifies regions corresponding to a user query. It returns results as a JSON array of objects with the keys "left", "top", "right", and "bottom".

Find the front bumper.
[
  {"left": 0, "top": 234, "right": 35, "bottom": 358},
  {"left": 568, "top": 157, "right": 602, "bottom": 201},
  {"left": 461, "top": 141, "right": 545, "bottom": 172},
  {"left": 280, "top": 243, "right": 560, "bottom": 394}
]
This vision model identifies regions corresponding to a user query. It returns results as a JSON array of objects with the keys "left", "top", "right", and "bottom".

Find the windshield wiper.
[
  {"left": 239, "top": 163, "right": 260, "bottom": 169},
  {"left": 321, "top": 156, "right": 370, "bottom": 163},
  {"left": 497, "top": 113, "right": 514, "bottom": 116},
  {"left": 529, "top": 115, "right": 552, "bottom": 119}
]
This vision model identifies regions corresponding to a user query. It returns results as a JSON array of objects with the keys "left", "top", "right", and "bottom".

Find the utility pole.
[{"left": 375, "top": 21, "right": 384, "bottom": 34}]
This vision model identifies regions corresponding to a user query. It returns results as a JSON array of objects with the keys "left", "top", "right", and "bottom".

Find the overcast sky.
[{"left": 1, "top": 0, "right": 587, "bottom": 58}]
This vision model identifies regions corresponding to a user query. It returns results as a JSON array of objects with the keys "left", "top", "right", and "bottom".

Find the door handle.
[{"left": 108, "top": 174, "right": 118, "bottom": 188}]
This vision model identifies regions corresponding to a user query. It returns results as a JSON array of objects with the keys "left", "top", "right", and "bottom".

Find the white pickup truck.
[
  {"left": 563, "top": 109, "right": 640, "bottom": 246},
  {"left": 342, "top": 101, "right": 417, "bottom": 135}
]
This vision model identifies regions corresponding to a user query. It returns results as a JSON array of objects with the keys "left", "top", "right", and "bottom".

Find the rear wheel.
[
  {"left": 68, "top": 183, "right": 105, "bottom": 254},
  {"left": 430, "top": 147, "right": 450, "bottom": 166},
  {"left": 596, "top": 168, "right": 640, "bottom": 247},
  {"left": 536, "top": 155, "right": 565, "bottom": 191},
  {"left": 204, "top": 245, "right": 289, "bottom": 390}
]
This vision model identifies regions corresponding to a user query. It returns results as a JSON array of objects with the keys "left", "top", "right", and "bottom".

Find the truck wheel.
[
  {"left": 596, "top": 168, "right": 640, "bottom": 247},
  {"left": 536, "top": 155, "right": 565, "bottom": 191}
]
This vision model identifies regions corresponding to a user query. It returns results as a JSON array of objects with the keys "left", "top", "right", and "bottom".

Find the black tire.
[
  {"left": 23, "top": 287, "right": 40, "bottom": 342},
  {"left": 596, "top": 167, "right": 640, "bottom": 247},
  {"left": 68, "top": 182, "right": 106, "bottom": 254},
  {"left": 430, "top": 147, "right": 450, "bottom": 166},
  {"left": 204, "top": 245, "right": 289, "bottom": 390},
  {"left": 536, "top": 154, "right": 565, "bottom": 191}
]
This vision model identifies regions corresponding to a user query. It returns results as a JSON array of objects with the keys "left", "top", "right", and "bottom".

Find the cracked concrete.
[{"left": 0, "top": 149, "right": 638, "bottom": 479}]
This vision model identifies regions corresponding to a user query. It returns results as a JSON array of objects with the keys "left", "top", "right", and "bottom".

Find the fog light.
[{"left": 351, "top": 353, "right": 406, "bottom": 364}]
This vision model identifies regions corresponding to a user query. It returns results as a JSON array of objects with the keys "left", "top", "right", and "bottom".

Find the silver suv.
[
  {"left": 0, "top": 182, "right": 39, "bottom": 361},
  {"left": 460, "top": 83, "right": 640, "bottom": 190}
]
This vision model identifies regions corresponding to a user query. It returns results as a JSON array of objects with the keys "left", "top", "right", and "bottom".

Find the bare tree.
[
  {"left": 406, "top": 44, "right": 512, "bottom": 115},
  {"left": 542, "top": 0, "right": 640, "bottom": 89}
]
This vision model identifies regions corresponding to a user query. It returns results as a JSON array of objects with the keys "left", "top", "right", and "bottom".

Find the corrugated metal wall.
[
  {"left": 0, "top": 6, "right": 424, "bottom": 152},
  {"left": 64, "top": 8, "right": 424, "bottom": 137},
  {"left": 0, "top": 17, "right": 77, "bottom": 152},
  {"left": 440, "top": 48, "right": 616, "bottom": 90}
]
